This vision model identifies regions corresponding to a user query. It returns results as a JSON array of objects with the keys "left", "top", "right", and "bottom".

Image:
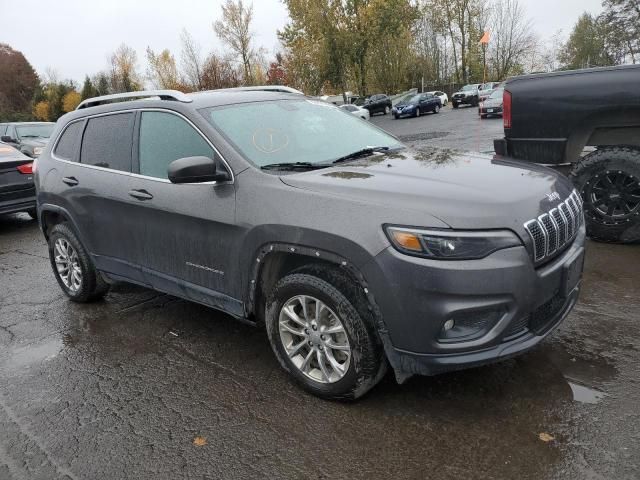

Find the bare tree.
[
  {"left": 180, "top": 29, "right": 204, "bottom": 90},
  {"left": 213, "top": 0, "right": 256, "bottom": 84},
  {"left": 488, "top": 0, "right": 537, "bottom": 79},
  {"left": 145, "top": 47, "right": 183, "bottom": 90}
]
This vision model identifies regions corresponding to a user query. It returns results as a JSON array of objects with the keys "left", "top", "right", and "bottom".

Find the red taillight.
[
  {"left": 503, "top": 90, "right": 512, "bottom": 129},
  {"left": 17, "top": 163, "right": 33, "bottom": 175}
]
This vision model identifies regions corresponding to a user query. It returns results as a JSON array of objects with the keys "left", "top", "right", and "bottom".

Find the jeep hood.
[{"left": 280, "top": 147, "right": 574, "bottom": 232}]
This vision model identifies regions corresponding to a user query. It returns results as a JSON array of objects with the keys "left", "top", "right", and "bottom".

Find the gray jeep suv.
[{"left": 35, "top": 89, "right": 586, "bottom": 400}]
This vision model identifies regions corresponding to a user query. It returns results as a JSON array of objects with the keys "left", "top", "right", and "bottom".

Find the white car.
[
  {"left": 340, "top": 104, "right": 370, "bottom": 120},
  {"left": 427, "top": 91, "right": 449, "bottom": 107}
]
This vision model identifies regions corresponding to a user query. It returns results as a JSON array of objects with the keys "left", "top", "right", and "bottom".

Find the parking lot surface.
[{"left": 1, "top": 107, "right": 639, "bottom": 480}]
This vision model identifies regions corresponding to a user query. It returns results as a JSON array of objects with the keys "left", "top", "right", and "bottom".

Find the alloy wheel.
[
  {"left": 278, "top": 295, "right": 351, "bottom": 384},
  {"left": 54, "top": 238, "right": 82, "bottom": 292},
  {"left": 587, "top": 170, "right": 640, "bottom": 224}
]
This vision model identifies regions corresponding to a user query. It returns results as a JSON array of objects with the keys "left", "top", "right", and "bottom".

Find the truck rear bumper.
[{"left": 493, "top": 137, "right": 568, "bottom": 164}]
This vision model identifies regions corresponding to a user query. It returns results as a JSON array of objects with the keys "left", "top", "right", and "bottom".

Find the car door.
[
  {"left": 127, "top": 109, "right": 238, "bottom": 307},
  {"left": 56, "top": 112, "right": 146, "bottom": 283}
]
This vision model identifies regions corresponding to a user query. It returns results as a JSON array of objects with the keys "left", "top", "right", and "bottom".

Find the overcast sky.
[{"left": 1, "top": 0, "right": 603, "bottom": 84}]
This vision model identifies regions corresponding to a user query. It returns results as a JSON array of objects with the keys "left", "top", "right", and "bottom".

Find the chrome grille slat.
[{"left": 524, "top": 190, "right": 583, "bottom": 264}]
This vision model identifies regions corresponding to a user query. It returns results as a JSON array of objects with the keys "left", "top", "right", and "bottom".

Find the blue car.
[{"left": 393, "top": 93, "right": 442, "bottom": 119}]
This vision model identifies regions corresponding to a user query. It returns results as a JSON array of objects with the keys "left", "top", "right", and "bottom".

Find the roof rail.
[
  {"left": 76, "top": 90, "right": 193, "bottom": 110},
  {"left": 216, "top": 85, "right": 305, "bottom": 95}
]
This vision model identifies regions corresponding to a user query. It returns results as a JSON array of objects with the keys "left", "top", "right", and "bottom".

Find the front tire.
[
  {"left": 265, "top": 272, "right": 385, "bottom": 400},
  {"left": 571, "top": 147, "right": 640, "bottom": 243},
  {"left": 453, "top": 102, "right": 459, "bottom": 109},
  {"left": 48, "top": 223, "right": 110, "bottom": 302}
]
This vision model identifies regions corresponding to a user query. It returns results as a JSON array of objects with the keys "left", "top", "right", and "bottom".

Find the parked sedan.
[
  {"left": 363, "top": 94, "right": 392, "bottom": 116},
  {"left": 393, "top": 93, "right": 442, "bottom": 119},
  {"left": 479, "top": 86, "right": 504, "bottom": 119},
  {"left": 0, "top": 143, "right": 37, "bottom": 218},
  {"left": 340, "top": 104, "right": 370, "bottom": 120},
  {"left": 427, "top": 90, "right": 449, "bottom": 106}
]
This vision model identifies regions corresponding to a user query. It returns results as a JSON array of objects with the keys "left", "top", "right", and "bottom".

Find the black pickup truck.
[{"left": 494, "top": 65, "right": 640, "bottom": 243}]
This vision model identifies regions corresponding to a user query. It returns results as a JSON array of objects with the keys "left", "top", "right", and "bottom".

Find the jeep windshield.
[
  {"left": 200, "top": 99, "right": 402, "bottom": 168},
  {"left": 16, "top": 124, "right": 54, "bottom": 139}
]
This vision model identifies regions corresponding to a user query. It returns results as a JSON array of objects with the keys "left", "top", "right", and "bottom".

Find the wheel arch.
[{"left": 565, "top": 109, "right": 640, "bottom": 163}]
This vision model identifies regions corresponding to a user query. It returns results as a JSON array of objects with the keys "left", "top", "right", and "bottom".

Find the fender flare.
[{"left": 246, "top": 241, "right": 407, "bottom": 381}]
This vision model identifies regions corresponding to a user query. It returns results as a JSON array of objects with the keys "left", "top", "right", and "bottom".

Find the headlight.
[
  {"left": 33, "top": 147, "right": 44, "bottom": 156},
  {"left": 385, "top": 226, "right": 522, "bottom": 260}
]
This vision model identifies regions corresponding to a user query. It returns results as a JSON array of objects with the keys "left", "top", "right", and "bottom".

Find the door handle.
[
  {"left": 129, "top": 189, "right": 154, "bottom": 201},
  {"left": 62, "top": 176, "right": 79, "bottom": 186}
]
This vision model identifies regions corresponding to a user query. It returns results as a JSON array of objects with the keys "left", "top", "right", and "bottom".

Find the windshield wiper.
[
  {"left": 261, "top": 162, "right": 326, "bottom": 171},
  {"left": 331, "top": 146, "right": 391, "bottom": 164}
]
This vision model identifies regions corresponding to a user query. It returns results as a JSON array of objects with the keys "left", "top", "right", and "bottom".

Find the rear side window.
[
  {"left": 80, "top": 113, "right": 134, "bottom": 172},
  {"left": 54, "top": 121, "right": 84, "bottom": 161},
  {"left": 138, "top": 111, "right": 213, "bottom": 179}
]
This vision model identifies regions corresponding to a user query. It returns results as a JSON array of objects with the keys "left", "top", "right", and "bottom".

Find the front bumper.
[
  {"left": 393, "top": 107, "right": 416, "bottom": 117},
  {"left": 452, "top": 95, "right": 475, "bottom": 105},
  {"left": 362, "top": 225, "right": 586, "bottom": 376}
]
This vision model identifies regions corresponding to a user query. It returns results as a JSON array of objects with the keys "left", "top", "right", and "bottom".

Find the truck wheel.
[
  {"left": 265, "top": 272, "right": 385, "bottom": 400},
  {"left": 571, "top": 147, "right": 640, "bottom": 243},
  {"left": 48, "top": 223, "right": 110, "bottom": 302}
]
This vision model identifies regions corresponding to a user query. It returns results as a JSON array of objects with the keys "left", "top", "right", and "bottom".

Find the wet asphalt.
[{"left": 1, "top": 107, "right": 639, "bottom": 479}]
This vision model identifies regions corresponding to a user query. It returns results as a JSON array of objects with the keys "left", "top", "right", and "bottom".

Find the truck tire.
[
  {"left": 265, "top": 272, "right": 385, "bottom": 400},
  {"left": 571, "top": 146, "right": 640, "bottom": 243},
  {"left": 453, "top": 102, "right": 459, "bottom": 109},
  {"left": 48, "top": 223, "right": 110, "bottom": 302}
]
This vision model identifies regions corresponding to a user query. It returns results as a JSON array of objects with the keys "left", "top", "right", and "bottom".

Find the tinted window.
[
  {"left": 139, "top": 111, "right": 213, "bottom": 179},
  {"left": 54, "top": 121, "right": 84, "bottom": 161},
  {"left": 81, "top": 113, "right": 134, "bottom": 171}
]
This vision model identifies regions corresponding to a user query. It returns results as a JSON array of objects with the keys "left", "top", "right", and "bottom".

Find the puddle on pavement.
[
  {"left": 541, "top": 344, "right": 616, "bottom": 405},
  {"left": 567, "top": 381, "right": 607, "bottom": 404},
  {"left": 5, "top": 336, "right": 63, "bottom": 369}
]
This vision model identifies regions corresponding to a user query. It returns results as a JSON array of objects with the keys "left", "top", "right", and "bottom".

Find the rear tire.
[
  {"left": 433, "top": 105, "right": 440, "bottom": 114},
  {"left": 384, "top": 106, "right": 390, "bottom": 115},
  {"left": 265, "top": 272, "right": 385, "bottom": 400},
  {"left": 415, "top": 108, "right": 421, "bottom": 118},
  {"left": 571, "top": 147, "right": 640, "bottom": 243},
  {"left": 48, "top": 223, "right": 110, "bottom": 302}
]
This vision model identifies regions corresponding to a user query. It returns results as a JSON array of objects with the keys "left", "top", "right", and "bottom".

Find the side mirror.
[
  {"left": 1, "top": 135, "right": 15, "bottom": 143},
  {"left": 167, "top": 156, "right": 230, "bottom": 184}
]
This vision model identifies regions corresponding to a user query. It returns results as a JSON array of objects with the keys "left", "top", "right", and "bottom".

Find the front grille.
[{"left": 524, "top": 190, "right": 583, "bottom": 263}]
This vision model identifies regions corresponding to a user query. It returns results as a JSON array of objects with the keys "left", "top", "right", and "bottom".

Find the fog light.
[{"left": 443, "top": 319, "right": 455, "bottom": 331}]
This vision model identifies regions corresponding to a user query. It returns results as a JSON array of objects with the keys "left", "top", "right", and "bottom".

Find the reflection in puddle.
[
  {"left": 6, "top": 336, "right": 63, "bottom": 369},
  {"left": 567, "top": 381, "right": 607, "bottom": 404}
]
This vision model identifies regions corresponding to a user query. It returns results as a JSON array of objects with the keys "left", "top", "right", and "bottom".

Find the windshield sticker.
[{"left": 252, "top": 128, "right": 290, "bottom": 154}]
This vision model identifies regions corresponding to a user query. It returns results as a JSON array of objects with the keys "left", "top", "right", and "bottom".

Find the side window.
[
  {"left": 54, "top": 121, "right": 84, "bottom": 161},
  {"left": 138, "top": 111, "right": 214, "bottom": 179},
  {"left": 80, "top": 113, "right": 134, "bottom": 171}
]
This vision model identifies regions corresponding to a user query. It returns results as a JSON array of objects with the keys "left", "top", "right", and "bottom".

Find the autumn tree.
[
  {"left": 0, "top": 44, "right": 40, "bottom": 121},
  {"left": 146, "top": 48, "right": 183, "bottom": 90},
  {"left": 108, "top": 43, "right": 141, "bottom": 93},
  {"left": 214, "top": 0, "right": 257, "bottom": 84},
  {"left": 62, "top": 91, "right": 82, "bottom": 112},
  {"left": 200, "top": 53, "right": 242, "bottom": 90},
  {"left": 33, "top": 101, "right": 50, "bottom": 121}
]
